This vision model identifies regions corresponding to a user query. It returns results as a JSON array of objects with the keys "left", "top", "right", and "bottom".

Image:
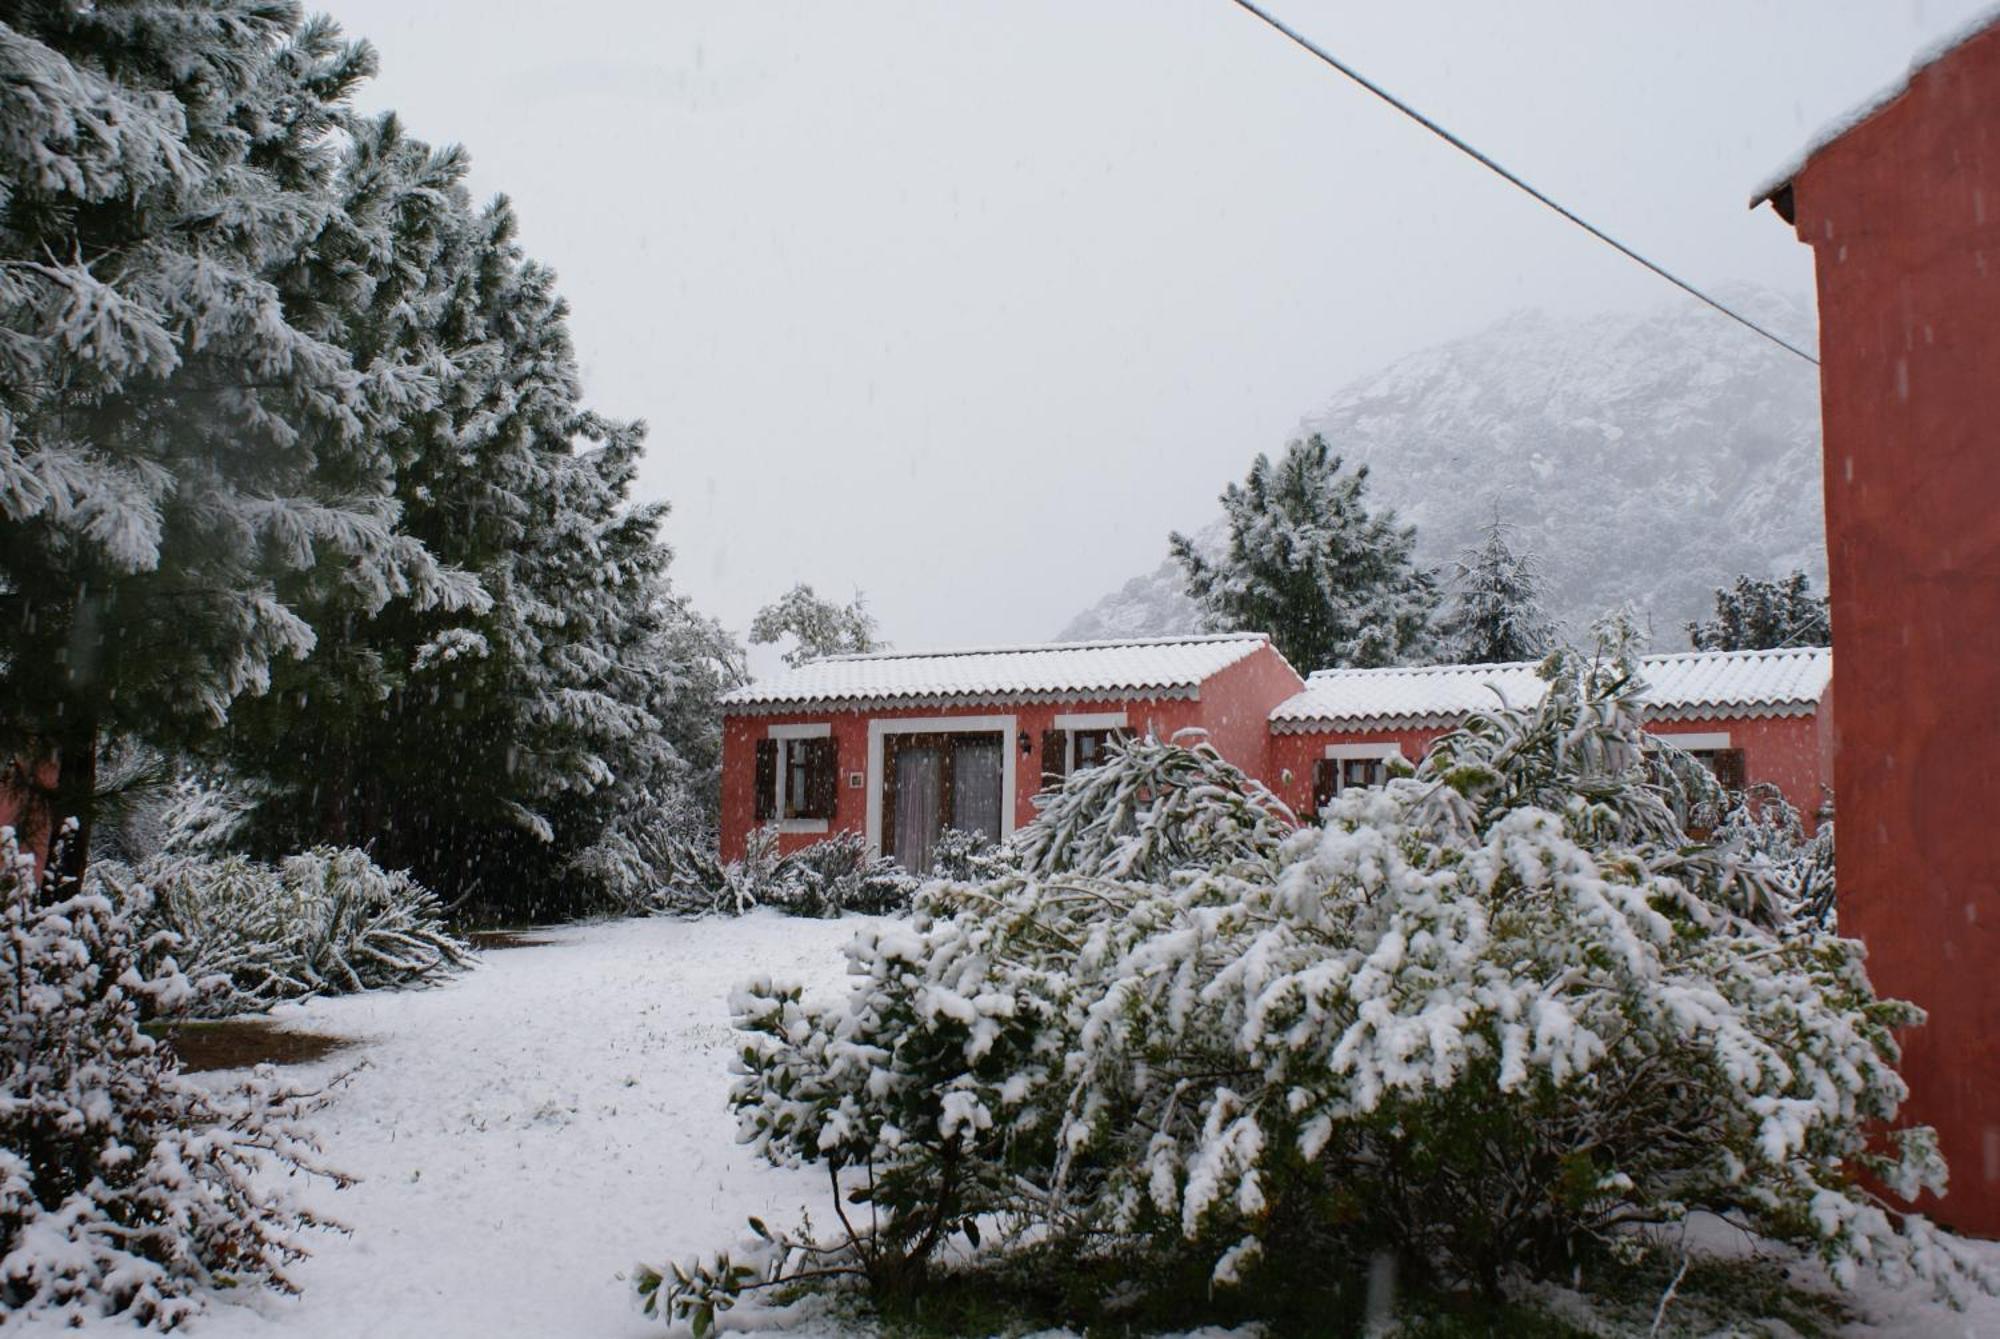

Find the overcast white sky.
[{"left": 326, "top": 0, "right": 1989, "bottom": 660}]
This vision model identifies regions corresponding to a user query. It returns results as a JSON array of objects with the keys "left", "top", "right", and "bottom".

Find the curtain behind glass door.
[
  {"left": 951, "top": 737, "right": 1003, "bottom": 845},
  {"left": 893, "top": 743, "right": 945, "bottom": 873}
]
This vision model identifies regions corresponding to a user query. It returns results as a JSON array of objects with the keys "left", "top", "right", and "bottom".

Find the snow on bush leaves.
[
  {"left": 92, "top": 847, "right": 471, "bottom": 1017},
  {"left": 646, "top": 623, "right": 1994, "bottom": 1330},
  {"left": 658, "top": 828, "right": 918, "bottom": 919},
  {"left": 0, "top": 829, "right": 350, "bottom": 1328}
]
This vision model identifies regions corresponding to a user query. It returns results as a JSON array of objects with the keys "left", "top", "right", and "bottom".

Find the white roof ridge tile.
[
  {"left": 810, "top": 630, "right": 1268, "bottom": 666},
  {"left": 722, "top": 631, "right": 1279, "bottom": 710}
]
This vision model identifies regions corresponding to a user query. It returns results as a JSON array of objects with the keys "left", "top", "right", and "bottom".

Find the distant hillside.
[{"left": 1061, "top": 288, "right": 1826, "bottom": 653}]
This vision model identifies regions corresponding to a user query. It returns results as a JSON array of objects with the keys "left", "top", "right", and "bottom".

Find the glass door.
[{"left": 882, "top": 731, "right": 1005, "bottom": 873}]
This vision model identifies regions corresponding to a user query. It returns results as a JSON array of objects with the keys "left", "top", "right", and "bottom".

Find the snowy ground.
[
  {"left": 18, "top": 911, "right": 2000, "bottom": 1338},
  {"left": 26, "top": 912, "right": 870, "bottom": 1339}
]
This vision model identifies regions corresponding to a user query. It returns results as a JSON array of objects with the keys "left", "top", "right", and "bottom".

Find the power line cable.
[{"left": 1225, "top": 0, "right": 1820, "bottom": 367}]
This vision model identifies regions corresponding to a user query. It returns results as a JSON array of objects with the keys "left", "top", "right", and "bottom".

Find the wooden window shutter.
[
  {"left": 1713, "top": 748, "right": 1748, "bottom": 792},
  {"left": 807, "top": 736, "right": 839, "bottom": 819},
  {"left": 1040, "top": 729, "right": 1067, "bottom": 788},
  {"left": 1311, "top": 759, "right": 1338, "bottom": 817},
  {"left": 753, "top": 740, "right": 779, "bottom": 822}
]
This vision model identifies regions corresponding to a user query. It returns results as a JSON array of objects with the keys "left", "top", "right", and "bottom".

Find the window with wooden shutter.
[
  {"left": 1071, "top": 727, "right": 1124, "bottom": 773},
  {"left": 1040, "top": 729, "right": 1067, "bottom": 789},
  {"left": 753, "top": 740, "right": 778, "bottom": 822},
  {"left": 805, "top": 736, "right": 838, "bottom": 819},
  {"left": 1708, "top": 748, "right": 1748, "bottom": 792},
  {"left": 1311, "top": 759, "right": 1338, "bottom": 817},
  {"left": 783, "top": 737, "right": 837, "bottom": 821}
]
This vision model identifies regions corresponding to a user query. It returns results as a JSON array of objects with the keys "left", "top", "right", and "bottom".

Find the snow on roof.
[
  {"left": 721, "top": 632, "right": 1277, "bottom": 712},
  {"left": 1752, "top": 4, "right": 2000, "bottom": 211},
  {"left": 1270, "top": 646, "right": 1831, "bottom": 732}
]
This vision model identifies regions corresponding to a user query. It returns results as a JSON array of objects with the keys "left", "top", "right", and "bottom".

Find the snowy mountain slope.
[{"left": 1061, "top": 289, "right": 1826, "bottom": 651}]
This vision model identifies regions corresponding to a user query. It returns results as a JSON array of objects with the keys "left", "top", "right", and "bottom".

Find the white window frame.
[
  {"left": 1648, "top": 730, "right": 1732, "bottom": 753},
  {"left": 1321, "top": 741, "right": 1407, "bottom": 796},
  {"left": 865, "top": 715, "right": 1018, "bottom": 857},
  {"left": 1054, "top": 710, "right": 1128, "bottom": 773},
  {"left": 766, "top": 721, "right": 832, "bottom": 834}
]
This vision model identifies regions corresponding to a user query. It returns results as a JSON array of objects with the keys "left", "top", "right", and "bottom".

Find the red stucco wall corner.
[{"left": 1769, "top": 16, "right": 2000, "bottom": 1237}]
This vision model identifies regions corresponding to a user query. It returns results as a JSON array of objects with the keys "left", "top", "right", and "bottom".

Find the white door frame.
[{"left": 866, "top": 715, "right": 1018, "bottom": 858}]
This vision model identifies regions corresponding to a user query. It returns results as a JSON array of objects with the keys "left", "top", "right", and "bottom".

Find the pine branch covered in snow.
[{"left": 0, "top": 828, "right": 351, "bottom": 1327}]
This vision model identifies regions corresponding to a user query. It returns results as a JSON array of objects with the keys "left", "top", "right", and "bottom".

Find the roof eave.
[{"left": 723, "top": 684, "right": 1205, "bottom": 716}]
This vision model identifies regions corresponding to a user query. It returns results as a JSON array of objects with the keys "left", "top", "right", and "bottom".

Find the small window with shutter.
[
  {"left": 754, "top": 740, "right": 779, "bottom": 822},
  {"left": 758, "top": 732, "right": 837, "bottom": 824},
  {"left": 1694, "top": 747, "right": 1748, "bottom": 793},
  {"left": 1040, "top": 729, "right": 1067, "bottom": 789},
  {"left": 782, "top": 736, "right": 838, "bottom": 821},
  {"left": 1040, "top": 725, "right": 1130, "bottom": 790},
  {"left": 1311, "top": 749, "right": 1398, "bottom": 818}
]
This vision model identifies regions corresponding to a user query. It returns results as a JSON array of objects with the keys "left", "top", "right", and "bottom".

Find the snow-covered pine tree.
[
  {"left": 213, "top": 109, "right": 708, "bottom": 916},
  {"left": 565, "top": 574, "right": 749, "bottom": 908},
  {"left": 749, "top": 583, "right": 882, "bottom": 666},
  {"left": 1435, "top": 514, "right": 1555, "bottom": 664},
  {"left": 1171, "top": 435, "right": 1438, "bottom": 672},
  {"left": 0, "top": 6, "right": 476, "bottom": 879},
  {"left": 1687, "top": 569, "right": 1831, "bottom": 650}
]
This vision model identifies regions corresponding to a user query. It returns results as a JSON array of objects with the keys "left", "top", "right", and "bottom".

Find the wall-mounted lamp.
[{"left": 1018, "top": 730, "right": 1033, "bottom": 757}]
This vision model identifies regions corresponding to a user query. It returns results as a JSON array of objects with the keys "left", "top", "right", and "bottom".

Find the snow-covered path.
[{"left": 95, "top": 913, "right": 868, "bottom": 1339}]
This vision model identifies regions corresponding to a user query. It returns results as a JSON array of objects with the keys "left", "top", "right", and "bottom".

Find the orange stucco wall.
[
  {"left": 719, "top": 644, "right": 1302, "bottom": 862},
  {"left": 1786, "top": 22, "right": 2000, "bottom": 1235}
]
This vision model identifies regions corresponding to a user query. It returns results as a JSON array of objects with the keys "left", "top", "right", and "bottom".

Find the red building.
[
  {"left": 717, "top": 634, "right": 1303, "bottom": 871},
  {"left": 1267, "top": 648, "right": 1833, "bottom": 822},
  {"left": 1756, "top": 12, "right": 2000, "bottom": 1236}
]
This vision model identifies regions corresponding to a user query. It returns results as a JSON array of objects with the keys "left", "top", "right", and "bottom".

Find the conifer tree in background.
[
  {"left": 1171, "top": 435, "right": 1437, "bottom": 672},
  {"left": 1436, "top": 514, "right": 1556, "bottom": 664},
  {"left": 217, "top": 113, "right": 705, "bottom": 917},
  {"left": 1687, "top": 569, "right": 1831, "bottom": 651},
  {"left": 750, "top": 583, "right": 882, "bottom": 666},
  {"left": 0, "top": 6, "right": 481, "bottom": 880}
]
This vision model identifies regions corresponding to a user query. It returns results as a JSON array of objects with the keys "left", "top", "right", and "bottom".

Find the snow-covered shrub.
[
  {"left": 0, "top": 829, "right": 348, "bottom": 1327},
  {"left": 644, "top": 624, "right": 1989, "bottom": 1330},
  {"left": 658, "top": 828, "right": 918, "bottom": 919},
  {"left": 93, "top": 847, "right": 471, "bottom": 1018},
  {"left": 926, "top": 826, "right": 1008, "bottom": 883},
  {"left": 764, "top": 831, "right": 920, "bottom": 918},
  {"left": 1016, "top": 729, "right": 1295, "bottom": 881},
  {"left": 1715, "top": 784, "right": 1837, "bottom": 931}
]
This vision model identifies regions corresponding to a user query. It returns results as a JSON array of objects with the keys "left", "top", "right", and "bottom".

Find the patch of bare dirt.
[{"left": 151, "top": 1020, "right": 355, "bottom": 1073}]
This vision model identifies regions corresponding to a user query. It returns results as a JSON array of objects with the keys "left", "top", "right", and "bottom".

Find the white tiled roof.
[
  {"left": 1271, "top": 647, "right": 1831, "bottom": 732},
  {"left": 722, "top": 633, "right": 1276, "bottom": 713}
]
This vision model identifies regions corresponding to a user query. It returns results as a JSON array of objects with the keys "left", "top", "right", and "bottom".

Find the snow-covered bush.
[
  {"left": 1716, "top": 784, "right": 1837, "bottom": 931},
  {"left": 926, "top": 827, "right": 1008, "bottom": 883},
  {"left": 642, "top": 625, "right": 1989, "bottom": 1330},
  {"left": 658, "top": 828, "right": 918, "bottom": 920},
  {"left": 0, "top": 829, "right": 348, "bottom": 1327},
  {"left": 93, "top": 848, "right": 471, "bottom": 1018},
  {"left": 1017, "top": 729, "right": 1295, "bottom": 881}
]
